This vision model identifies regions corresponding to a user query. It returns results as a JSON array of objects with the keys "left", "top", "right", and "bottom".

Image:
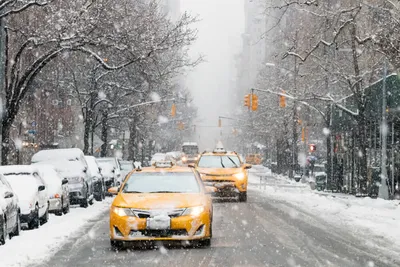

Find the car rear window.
[{"left": 122, "top": 172, "right": 200, "bottom": 193}]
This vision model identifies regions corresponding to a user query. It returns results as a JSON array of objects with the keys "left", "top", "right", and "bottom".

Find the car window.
[
  {"left": 122, "top": 172, "right": 200, "bottom": 193},
  {"left": 197, "top": 155, "right": 241, "bottom": 168}
]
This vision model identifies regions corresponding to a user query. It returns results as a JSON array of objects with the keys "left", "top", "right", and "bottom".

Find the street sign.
[{"left": 31, "top": 121, "right": 37, "bottom": 127}]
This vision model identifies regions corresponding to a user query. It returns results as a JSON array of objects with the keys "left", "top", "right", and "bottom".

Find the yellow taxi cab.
[
  {"left": 108, "top": 161, "right": 213, "bottom": 249},
  {"left": 245, "top": 154, "right": 262, "bottom": 165},
  {"left": 193, "top": 145, "right": 252, "bottom": 202}
]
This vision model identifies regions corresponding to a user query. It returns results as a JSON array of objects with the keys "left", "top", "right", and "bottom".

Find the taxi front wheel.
[
  {"left": 110, "top": 240, "right": 124, "bottom": 251},
  {"left": 239, "top": 192, "right": 247, "bottom": 202}
]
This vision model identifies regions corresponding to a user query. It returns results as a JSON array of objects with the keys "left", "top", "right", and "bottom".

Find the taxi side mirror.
[
  {"left": 205, "top": 186, "right": 216, "bottom": 194},
  {"left": 108, "top": 186, "right": 119, "bottom": 195},
  {"left": 188, "top": 163, "right": 195, "bottom": 168},
  {"left": 244, "top": 164, "right": 252, "bottom": 170}
]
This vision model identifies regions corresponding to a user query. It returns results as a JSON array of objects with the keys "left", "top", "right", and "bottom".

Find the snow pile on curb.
[
  {"left": 249, "top": 168, "right": 400, "bottom": 250},
  {"left": 0, "top": 199, "right": 112, "bottom": 267}
]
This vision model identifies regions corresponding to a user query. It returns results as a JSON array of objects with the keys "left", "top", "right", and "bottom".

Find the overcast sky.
[{"left": 181, "top": 0, "right": 245, "bottom": 150}]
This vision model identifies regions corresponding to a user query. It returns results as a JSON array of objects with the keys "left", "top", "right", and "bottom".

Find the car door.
[
  {"left": 0, "top": 177, "right": 16, "bottom": 232},
  {"left": 33, "top": 172, "right": 47, "bottom": 215}
]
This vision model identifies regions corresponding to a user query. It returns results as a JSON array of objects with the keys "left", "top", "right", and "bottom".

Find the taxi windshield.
[
  {"left": 122, "top": 172, "right": 200, "bottom": 193},
  {"left": 198, "top": 155, "right": 241, "bottom": 168}
]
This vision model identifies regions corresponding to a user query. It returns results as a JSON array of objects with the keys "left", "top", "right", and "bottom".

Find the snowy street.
[{"left": 21, "top": 168, "right": 398, "bottom": 267}]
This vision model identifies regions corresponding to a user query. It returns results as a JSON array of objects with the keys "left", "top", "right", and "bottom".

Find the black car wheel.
[
  {"left": 12, "top": 213, "right": 21, "bottom": 237},
  {"left": 197, "top": 238, "right": 211, "bottom": 248},
  {"left": 110, "top": 240, "right": 124, "bottom": 251},
  {"left": 238, "top": 192, "right": 247, "bottom": 202},
  {"left": 41, "top": 205, "right": 49, "bottom": 224},
  {"left": 0, "top": 216, "right": 8, "bottom": 245},
  {"left": 63, "top": 201, "right": 70, "bottom": 214},
  {"left": 29, "top": 205, "right": 40, "bottom": 229}
]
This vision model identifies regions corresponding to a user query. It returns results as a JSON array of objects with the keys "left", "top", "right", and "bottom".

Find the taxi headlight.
[
  {"left": 183, "top": 206, "right": 205, "bottom": 217},
  {"left": 182, "top": 156, "right": 187, "bottom": 162},
  {"left": 112, "top": 206, "right": 136, "bottom": 217},
  {"left": 233, "top": 172, "right": 246, "bottom": 180}
]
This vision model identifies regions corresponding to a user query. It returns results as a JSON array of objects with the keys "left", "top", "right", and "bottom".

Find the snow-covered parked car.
[
  {"left": 97, "top": 157, "right": 122, "bottom": 188},
  {"left": 0, "top": 174, "right": 20, "bottom": 244},
  {"left": 0, "top": 166, "right": 49, "bottom": 230},
  {"left": 85, "top": 156, "right": 105, "bottom": 201},
  {"left": 33, "top": 164, "right": 70, "bottom": 215},
  {"left": 31, "top": 149, "right": 94, "bottom": 208},
  {"left": 49, "top": 160, "right": 94, "bottom": 208}
]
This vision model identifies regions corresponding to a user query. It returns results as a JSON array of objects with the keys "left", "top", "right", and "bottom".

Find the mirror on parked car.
[
  {"left": 4, "top": 191, "right": 13, "bottom": 199},
  {"left": 38, "top": 185, "right": 46, "bottom": 191},
  {"left": 62, "top": 178, "right": 69, "bottom": 185},
  {"left": 188, "top": 163, "right": 195, "bottom": 168}
]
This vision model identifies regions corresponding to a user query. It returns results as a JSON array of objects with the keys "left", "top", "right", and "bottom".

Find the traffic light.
[
  {"left": 218, "top": 118, "right": 222, "bottom": 127},
  {"left": 309, "top": 144, "right": 316, "bottom": 152},
  {"left": 301, "top": 127, "right": 306, "bottom": 142},
  {"left": 251, "top": 94, "right": 258, "bottom": 111},
  {"left": 244, "top": 94, "right": 251, "bottom": 108},
  {"left": 279, "top": 91, "right": 286, "bottom": 108},
  {"left": 171, "top": 103, "right": 176, "bottom": 117}
]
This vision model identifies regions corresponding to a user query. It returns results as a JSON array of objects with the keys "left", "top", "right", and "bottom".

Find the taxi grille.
[
  {"left": 131, "top": 208, "right": 185, "bottom": 219},
  {"left": 130, "top": 229, "right": 187, "bottom": 237},
  {"left": 204, "top": 173, "right": 233, "bottom": 177}
]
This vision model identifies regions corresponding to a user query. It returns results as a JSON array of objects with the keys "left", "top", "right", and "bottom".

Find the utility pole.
[{"left": 379, "top": 59, "right": 389, "bottom": 200}]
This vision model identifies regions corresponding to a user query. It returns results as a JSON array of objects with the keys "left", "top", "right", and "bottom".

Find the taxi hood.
[
  {"left": 115, "top": 193, "right": 207, "bottom": 209},
  {"left": 197, "top": 168, "right": 243, "bottom": 175}
]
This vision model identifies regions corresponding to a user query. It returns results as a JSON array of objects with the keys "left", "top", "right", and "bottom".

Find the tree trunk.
[
  {"left": 1, "top": 120, "right": 11, "bottom": 165},
  {"left": 83, "top": 110, "right": 91, "bottom": 154},
  {"left": 100, "top": 109, "right": 108, "bottom": 157},
  {"left": 128, "top": 115, "right": 137, "bottom": 161}
]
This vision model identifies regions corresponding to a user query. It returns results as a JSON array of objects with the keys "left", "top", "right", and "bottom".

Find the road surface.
[{"left": 35, "top": 180, "right": 398, "bottom": 267}]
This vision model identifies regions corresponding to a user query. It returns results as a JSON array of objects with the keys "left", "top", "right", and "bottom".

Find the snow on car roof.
[
  {"left": 42, "top": 160, "right": 86, "bottom": 178},
  {"left": 0, "top": 165, "right": 39, "bottom": 175},
  {"left": 31, "top": 148, "right": 84, "bottom": 163}
]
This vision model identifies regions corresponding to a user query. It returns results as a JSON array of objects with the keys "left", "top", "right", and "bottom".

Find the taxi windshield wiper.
[
  {"left": 220, "top": 156, "right": 225, "bottom": 168},
  {"left": 227, "top": 156, "right": 238, "bottom": 167}
]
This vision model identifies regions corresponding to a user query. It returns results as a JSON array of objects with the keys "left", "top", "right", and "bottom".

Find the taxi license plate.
[{"left": 146, "top": 215, "right": 171, "bottom": 230}]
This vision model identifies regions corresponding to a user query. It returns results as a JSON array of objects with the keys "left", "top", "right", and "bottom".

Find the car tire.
[
  {"left": 29, "top": 205, "right": 40, "bottom": 229},
  {"left": 63, "top": 202, "right": 70, "bottom": 214},
  {"left": 110, "top": 240, "right": 124, "bottom": 251},
  {"left": 238, "top": 192, "right": 247, "bottom": 202},
  {"left": 0, "top": 216, "right": 8, "bottom": 245},
  {"left": 80, "top": 195, "right": 89, "bottom": 208},
  {"left": 198, "top": 238, "right": 211, "bottom": 248},
  {"left": 94, "top": 192, "right": 102, "bottom": 202},
  {"left": 89, "top": 197, "right": 94, "bottom": 205},
  {"left": 295, "top": 178, "right": 301, "bottom": 182},
  {"left": 41, "top": 205, "right": 49, "bottom": 224},
  {"left": 13, "top": 213, "right": 21, "bottom": 237}
]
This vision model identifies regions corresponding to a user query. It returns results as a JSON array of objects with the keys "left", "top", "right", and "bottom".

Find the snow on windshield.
[{"left": 197, "top": 155, "right": 241, "bottom": 168}]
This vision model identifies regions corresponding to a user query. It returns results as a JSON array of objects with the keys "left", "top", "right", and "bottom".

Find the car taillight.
[{"left": 54, "top": 194, "right": 61, "bottom": 199}]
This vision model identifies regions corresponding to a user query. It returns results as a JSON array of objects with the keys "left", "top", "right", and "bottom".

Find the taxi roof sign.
[
  {"left": 153, "top": 161, "right": 175, "bottom": 168},
  {"left": 213, "top": 141, "right": 226, "bottom": 153}
]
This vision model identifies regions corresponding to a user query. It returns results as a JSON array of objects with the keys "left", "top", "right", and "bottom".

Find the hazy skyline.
[{"left": 181, "top": 0, "right": 245, "bottom": 150}]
